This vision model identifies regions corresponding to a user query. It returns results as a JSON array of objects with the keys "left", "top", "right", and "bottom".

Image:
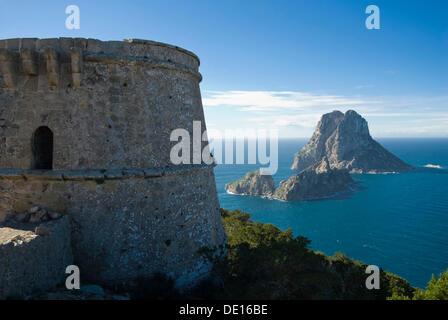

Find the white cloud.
[
  {"left": 248, "top": 114, "right": 321, "bottom": 128},
  {"left": 202, "top": 90, "right": 380, "bottom": 112},
  {"left": 202, "top": 90, "right": 448, "bottom": 137}
]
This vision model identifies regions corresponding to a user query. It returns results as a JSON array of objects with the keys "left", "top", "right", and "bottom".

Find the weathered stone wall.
[
  {"left": 0, "top": 38, "right": 204, "bottom": 170},
  {"left": 0, "top": 38, "right": 226, "bottom": 288},
  {"left": 0, "top": 215, "right": 73, "bottom": 299},
  {"left": 0, "top": 165, "right": 224, "bottom": 287}
]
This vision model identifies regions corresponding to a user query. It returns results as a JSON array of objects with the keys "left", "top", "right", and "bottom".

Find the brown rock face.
[
  {"left": 225, "top": 170, "right": 275, "bottom": 197},
  {"left": 274, "top": 158, "right": 353, "bottom": 201},
  {"left": 292, "top": 110, "right": 414, "bottom": 173},
  {"left": 226, "top": 159, "right": 353, "bottom": 202}
]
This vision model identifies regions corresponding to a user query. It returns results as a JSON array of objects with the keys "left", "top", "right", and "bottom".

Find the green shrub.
[
  {"left": 412, "top": 270, "right": 448, "bottom": 300},
  {"left": 206, "top": 209, "right": 415, "bottom": 300}
]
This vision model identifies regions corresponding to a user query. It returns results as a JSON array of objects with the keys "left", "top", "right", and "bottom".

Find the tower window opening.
[{"left": 32, "top": 126, "right": 53, "bottom": 170}]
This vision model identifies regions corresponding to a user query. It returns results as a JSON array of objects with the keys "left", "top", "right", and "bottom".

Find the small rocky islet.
[
  {"left": 225, "top": 158, "right": 354, "bottom": 201},
  {"left": 225, "top": 170, "right": 275, "bottom": 197},
  {"left": 273, "top": 157, "right": 354, "bottom": 201},
  {"left": 226, "top": 110, "right": 413, "bottom": 201}
]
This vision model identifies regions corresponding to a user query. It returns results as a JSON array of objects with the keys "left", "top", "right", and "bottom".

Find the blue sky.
[{"left": 1, "top": 0, "right": 447, "bottom": 137}]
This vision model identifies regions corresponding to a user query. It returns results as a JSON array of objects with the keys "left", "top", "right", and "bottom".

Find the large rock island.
[
  {"left": 291, "top": 110, "right": 414, "bottom": 173},
  {"left": 225, "top": 159, "right": 354, "bottom": 202}
]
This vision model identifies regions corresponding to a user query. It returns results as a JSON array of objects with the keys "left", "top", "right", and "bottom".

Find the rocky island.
[
  {"left": 225, "top": 110, "right": 415, "bottom": 202},
  {"left": 273, "top": 158, "right": 354, "bottom": 201},
  {"left": 291, "top": 110, "right": 414, "bottom": 173},
  {"left": 225, "top": 158, "right": 354, "bottom": 201},
  {"left": 225, "top": 170, "right": 275, "bottom": 197}
]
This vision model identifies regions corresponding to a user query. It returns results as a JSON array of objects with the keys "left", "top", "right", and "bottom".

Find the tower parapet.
[{"left": 0, "top": 38, "right": 201, "bottom": 90}]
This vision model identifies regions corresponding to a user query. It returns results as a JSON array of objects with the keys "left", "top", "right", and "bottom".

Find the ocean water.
[{"left": 214, "top": 138, "right": 448, "bottom": 288}]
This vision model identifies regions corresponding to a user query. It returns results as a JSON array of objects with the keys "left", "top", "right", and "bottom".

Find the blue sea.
[{"left": 214, "top": 138, "right": 448, "bottom": 289}]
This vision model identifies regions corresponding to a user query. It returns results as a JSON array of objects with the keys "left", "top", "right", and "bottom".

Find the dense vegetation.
[
  {"left": 133, "top": 209, "right": 447, "bottom": 300},
  {"left": 390, "top": 271, "right": 448, "bottom": 300},
  {"left": 203, "top": 209, "right": 414, "bottom": 299},
  {"left": 412, "top": 272, "right": 448, "bottom": 300}
]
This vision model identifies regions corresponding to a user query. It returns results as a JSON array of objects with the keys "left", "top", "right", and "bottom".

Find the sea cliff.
[{"left": 292, "top": 110, "right": 414, "bottom": 173}]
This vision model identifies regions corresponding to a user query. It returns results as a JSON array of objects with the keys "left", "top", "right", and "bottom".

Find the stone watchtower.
[{"left": 0, "top": 38, "right": 226, "bottom": 287}]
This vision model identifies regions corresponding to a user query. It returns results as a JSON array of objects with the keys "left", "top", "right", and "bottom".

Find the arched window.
[{"left": 32, "top": 126, "right": 53, "bottom": 170}]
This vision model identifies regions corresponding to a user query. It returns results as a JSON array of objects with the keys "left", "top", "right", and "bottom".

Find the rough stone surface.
[
  {"left": 0, "top": 215, "right": 73, "bottom": 299},
  {"left": 0, "top": 167, "right": 225, "bottom": 287},
  {"left": 225, "top": 170, "right": 275, "bottom": 197},
  {"left": 34, "top": 225, "right": 52, "bottom": 236},
  {"left": 274, "top": 158, "right": 354, "bottom": 201},
  {"left": 291, "top": 110, "right": 414, "bottom": 173},
  {"left": 0, "top": 38, "right": 201, "bottom": 170},
  {"left": 0, "top": 38, "right": 226, "bottom": 288}
]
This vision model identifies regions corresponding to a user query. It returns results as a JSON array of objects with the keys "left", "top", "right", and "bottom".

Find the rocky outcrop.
[
  {"left": 292, "top": 110, "right": 345, "bottom": 171},
  {"left": 292, "top": 110, "right": 414, "bottom": 173},
  {"left": 13, "top": 206, "right": 63, "bottom": 224},
  {"left": 225, "top": 170, "right": 275, "bottom": 197},
  {"left": 0, "top": 210, "right": 73, "bottom": 299},
  {"left": 226, "top": 159, "right": 354, "bottom": 202},
  {"left": 274, "top": 158, "right": 354, "bottom": 201}
]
